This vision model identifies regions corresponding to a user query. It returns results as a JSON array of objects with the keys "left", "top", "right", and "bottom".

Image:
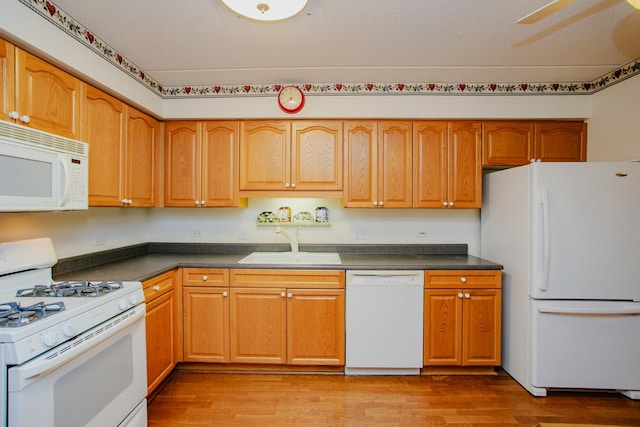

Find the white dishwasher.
[{"left": 345, "top": 270, "right": 424, "bottom": 375}]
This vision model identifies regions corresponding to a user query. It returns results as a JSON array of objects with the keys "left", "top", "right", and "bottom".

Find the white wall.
[
  {"left": 586, "top": 75, "right": 640, "bottom": 161},
  {"left": 0, "top": 4, "right": 637, "bottom": 259}
]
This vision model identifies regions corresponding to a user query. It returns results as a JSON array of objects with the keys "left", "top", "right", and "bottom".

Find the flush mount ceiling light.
[
  {"left": 221, "top": 0, "right": 309, "bottom": 22},
  {"left": 626, "top": 0, "right": 640, "bottom": 9}
]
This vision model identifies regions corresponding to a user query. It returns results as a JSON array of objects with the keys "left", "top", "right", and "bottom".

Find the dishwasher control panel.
[{"left": 348, "top": 271, "right": 423, "bottom": 286}]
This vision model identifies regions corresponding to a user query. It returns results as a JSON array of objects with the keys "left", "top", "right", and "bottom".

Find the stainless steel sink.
[{"left": 238, "top": 251, "right": 342, "bottom": 265}]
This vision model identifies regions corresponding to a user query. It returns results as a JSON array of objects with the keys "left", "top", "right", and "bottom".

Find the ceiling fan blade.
[{"left": 516, "top": 0, "right": 576, "bottom": 24}]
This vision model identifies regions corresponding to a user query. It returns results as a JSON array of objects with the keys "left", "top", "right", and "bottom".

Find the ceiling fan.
[{"left": 517, "top": 0, "right": 640, "bottom": 24}]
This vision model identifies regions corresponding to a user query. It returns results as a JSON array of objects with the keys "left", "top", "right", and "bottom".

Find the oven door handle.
[{"left": 8, "top": 306, "right": 145, "bottom": 391}]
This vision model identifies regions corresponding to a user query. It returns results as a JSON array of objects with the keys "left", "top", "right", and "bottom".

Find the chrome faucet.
[{"left": 275, "top": 226, "right": 299, "bottom": 254}]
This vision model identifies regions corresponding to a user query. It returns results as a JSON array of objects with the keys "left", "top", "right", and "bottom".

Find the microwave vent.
[{"left": 0, "top": 120, "right": 88, "bottom": 156}]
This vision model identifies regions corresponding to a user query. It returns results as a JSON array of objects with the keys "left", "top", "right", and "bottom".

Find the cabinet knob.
[
  {"left": 449, "top": 201, "right": 454, "bottom": 207},
  {"left": 222, "top": 291, "right": 228, "bottom": 297},
  {"left": 443, "top": 201, "right": 449, "bottom": 207},
  {"left": 153, "top": 285, "right": 160, "bottom": 291},
  {"left": 291, "top": 183, "right": 296, "bottom": 188},
  {"left": 460, "top": 277, "right": 467, "bottom": 283},
  {"left": 20, "top": 115, "right": 30, "bottom": 123},
  {"left": 458, "top": 293, "right": 463, "bottom": 298},
  {"left": 285, "top": 183, "right": 290, "bottom": 188},
  {"left": 280, "top": 292, "right": 286, "bottom": 298},
  {"left": 202, "top": 275, "right": 208, "bottom": 281},
  {"left": 287, "top": 292, "right": 293, "bottom": 298},
  {"left": 8, "top": 111, "right": 19, "bottom": 120},
  {"left": 465, "top": 293, "right": 471, "bottom": 299},
  {"left": 195, "top": 200, "right": 201, "bottom": 206},
  {"left": 379, "top": 201, "right": 384, "bottom": 207},
  {"left": 200, "top": 200, "right": 206, "bottom": 206},
  {"left": 373, "top": 201, "right": 378, "bottom": 206}
]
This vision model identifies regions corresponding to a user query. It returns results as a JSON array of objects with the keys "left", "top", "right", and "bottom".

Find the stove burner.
[
  {"left": 16, "top": 281, "right": 124, "bottom": 298},
  {"left": 0, "top": 301, "right": 65, "bottom": 327}
]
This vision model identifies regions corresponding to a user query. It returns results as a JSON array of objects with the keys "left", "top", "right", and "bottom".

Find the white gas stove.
[{"left": 0, "top": 238, "right": 147, "bottom": 427}]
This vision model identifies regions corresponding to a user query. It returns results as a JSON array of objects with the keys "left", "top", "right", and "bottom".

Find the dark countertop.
[{"left": 54, "top": 243, "right": 503, "bottom": 282}]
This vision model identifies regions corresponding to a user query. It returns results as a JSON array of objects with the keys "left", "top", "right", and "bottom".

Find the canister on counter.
[
  {"left": 278, "top": 206, "right": 291, "bottom": 222},
  {"left": 315, "top": 206, "right": 329, "bottom": 222}
]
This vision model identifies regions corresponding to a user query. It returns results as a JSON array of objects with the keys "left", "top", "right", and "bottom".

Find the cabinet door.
[
  {"left": 534, "top": 121, "right": 587, "bottom": 162},
  {"left": 287, "top": 289, "right": 345, "bottom": 365},
  {"left": 448, "top": 121, "right": 482, "bottom": 208},
  {"left": 240, "top": 121, "right": 290, "bottom": 190},
  {"left": 378, "top": 121, "right": 413, "bottom": 207},
  {"left": 343, "top": 121, "right": 377, "bottom": 207},
  {"left": 413, "top": 121, "right": 448, "bottom": 208},
  {"left": 126, "top": 108, "right": 159, "bottom": 207},
  {"left": 15, "top": 49, "right": 80, "bottom": 139},
  {"left": 183, "top": 287, "right": 230, "bottom": 363},
  {"left": 81, "top": 84, "right": 126, "bottom": 206},
  {"left": 424, "top": 289, "right": 463, "bottom": 366},
  {"left": 165, "top": 121, "right": 200, "bottom": 206},
  {"left": 292, "top": 121, "right": 343, "bottom": 191},
  {"left": 230, "top": 288, "right": 287, "bottom": 364},
  {"left": 462, "top": 289, "right": 501, "bottom": 366},
  {"left": 482, "top": 121, "right": 534, "bottom": 166},
  {"left": 145, "top": 290, "right": 177, "bottom": 395},
  {"left": 202, "top": 121, "right": 240, "bottom": 206},
  {"left": 0, "top": 38, "right": 15, "bottom": 120}
]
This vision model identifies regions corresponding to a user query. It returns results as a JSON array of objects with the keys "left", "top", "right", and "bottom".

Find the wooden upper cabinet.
[
  {"left": 534, "top": 121, "right": 586, "bottom": 162},
  {"left": 165, "top": 121, "right": 242, "bottom": 207},
  {"left": 343, "top": 120, "right": 412, "bottom": 208},
  {"left": 414, "top": 121, "right": 482, "bottom": 208},
  {"left": 239, "top": 120, "right": 343, "bottom": 195},
  {"left": 482, "top": 121, "right": 534, "bottom": 166},
  {"left": 165, "top": 121, "right": 200, "bottom": 206},
  {"left": 82, "top": 84, "right": 126, "bottom": 206},
  {"left": 483, "top": 121, "right": 586, "bottom": 166},
  {"left": 292, "top": 121, "right": 343, "bottom": 191},
  {"left": 0, "top": 38, "right": 16, "bottom": 120},
  {"left": 126, "top": 108, "right": 160, "bottom": 207},
  {"left": 83, "top": 83, "right": 158, "bottom": 207},
  {"left": 15, "top": 48, "right": 81, "bottom": 139}
]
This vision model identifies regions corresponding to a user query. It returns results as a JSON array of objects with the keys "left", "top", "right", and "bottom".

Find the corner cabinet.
[
  {"left": 182, "top": 269, "right": 231, "bottom": 362},
  {"left": 343, "top": 120, "right": 413, "bottom": 208},
  {"left": 82, "top": 84, "right": 160, "bottom": 207},
  {"left": 239, "top": 121, "right": 343, "bottom": 197},
  {"left": 229, "top": 269, "right": 345, "bottom": 366},
  {"left": 1, "top": 40, "right": 80, "bottom": 139},
  {"left": 424, "top": 270, "right": 502, "bottom": 367},
  {"left": 483, "top": 120, "right": 586, "bottom": 166},
  {"left": 165, "top": 121, "right": 244, "bottom": 207},
  {"left": 413, "top": 121, "right": 482, "bottom": 208},
  {"left": 144, "top": 271, "right": 178, "bottom": 396}
]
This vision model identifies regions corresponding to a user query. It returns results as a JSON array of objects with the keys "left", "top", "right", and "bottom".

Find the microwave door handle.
[
  {"left": 538, "top": 305, "right": 640, "bottom": 315},
  {"left": 58, "top": 156, "right": 71, "bottom": 207},
  {"left": 538, "top": 188, "right": 551, "bottom": 292}
]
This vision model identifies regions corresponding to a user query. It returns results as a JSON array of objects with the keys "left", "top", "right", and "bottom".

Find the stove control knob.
[
  {"left": 118, "top": 299, "right": 128, "bottom": 310},
  {"left": 42, "top": 331, "right": 58, "bottom": 348},
  {"left": 129, "top": 294, "right": 139, "bottom": 305},
  {"left": 62, "top": 324, "right": 77, "bottom": 338}
]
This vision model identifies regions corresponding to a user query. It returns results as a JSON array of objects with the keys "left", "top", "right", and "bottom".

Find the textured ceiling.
[{"left": 47, "top": 0, "right": 640, "bottom": 86}]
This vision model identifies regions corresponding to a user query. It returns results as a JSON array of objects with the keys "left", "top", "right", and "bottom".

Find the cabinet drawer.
[
  {"left": 230, "top": 269, "right": 345, "bottom": 289},
  {"left": 182, "top": 268, "right": 229, "bottom": 287},
  {"left": 425, "top": 270, "right": 501, "bottom": 289},
  {"left": 143, "top": 271, "right": 174, "bottom": 301}
]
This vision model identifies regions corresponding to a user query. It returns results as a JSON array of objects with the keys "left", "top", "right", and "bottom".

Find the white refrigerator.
[{"left": 481, "top": 161, "right": 640, "bottom": 399}]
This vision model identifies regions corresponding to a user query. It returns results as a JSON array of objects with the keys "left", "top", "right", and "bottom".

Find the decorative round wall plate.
[{"left": 277, "top": 85, "right": 305, "bottom": 113}]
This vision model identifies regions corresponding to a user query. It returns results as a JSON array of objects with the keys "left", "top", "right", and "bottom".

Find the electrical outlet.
[
  {"left": 190, "top": 231, "right": 202, "bottom": 239},
  {"left": 239, "top": 230, "right": 247, "bottom": 241},
  {"left": 94, "top": 237, "right": 106, "bottom": 246},
  {"left": 355, "top": 228, "right": 367, "bottom": 240},
  {"left": 417, "top": 231, "right": 429, "bottom": 238}
]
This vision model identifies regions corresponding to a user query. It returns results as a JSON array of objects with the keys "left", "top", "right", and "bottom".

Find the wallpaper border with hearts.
[{"left": 19, "top": 0, "right": 640, "bottom": 99}]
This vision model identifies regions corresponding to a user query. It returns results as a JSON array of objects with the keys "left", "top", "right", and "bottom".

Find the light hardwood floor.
[{"left": 147, "top": 369, "right": 640, "bottom": 426}]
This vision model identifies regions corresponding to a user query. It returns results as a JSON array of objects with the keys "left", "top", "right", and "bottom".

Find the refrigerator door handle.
[
  {"left": 539, "top": 188, "right": 551, "bottom": 292},
  {"left": 538, "top": 305, "right": 640, "bottom": 315}
]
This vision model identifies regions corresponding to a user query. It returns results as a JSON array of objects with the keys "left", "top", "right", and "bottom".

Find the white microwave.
[{"left": 0, "top": 120, "right": 88, "bottom": 211}]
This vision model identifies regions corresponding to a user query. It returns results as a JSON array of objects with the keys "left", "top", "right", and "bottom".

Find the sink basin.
[{"left": 238, "top": 252, "right": 342, "bottom": 265}]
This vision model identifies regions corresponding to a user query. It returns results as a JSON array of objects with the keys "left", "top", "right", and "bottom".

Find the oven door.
[{"left": 7, "top": 305, "right": 147, "bottom": 427}]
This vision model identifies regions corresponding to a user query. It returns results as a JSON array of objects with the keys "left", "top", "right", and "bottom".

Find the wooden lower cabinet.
[
  {"left": 143, "top": 271, "right": 178, "bottom": 396},
  {"left": 423, "top": 270, "right": 502, "bottom": 367},
  {"left": 182, "top": 268, "right": 230, "bottom": 362},
  {"left": 229, "top": 269, "right": 345, "bottom": 366}
]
